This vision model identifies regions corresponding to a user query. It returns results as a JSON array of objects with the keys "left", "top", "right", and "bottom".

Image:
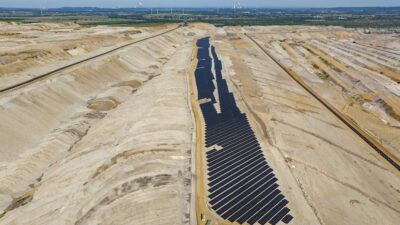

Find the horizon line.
[{"left": 1, "top": 6, "right": 400, "bottom": 9}]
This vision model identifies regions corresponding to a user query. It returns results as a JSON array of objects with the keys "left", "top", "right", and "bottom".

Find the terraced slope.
[
  {"left": 212, "top": 27, "right": 400, "bottom": 225},
  {"left": 0, "top": 22, "right": 171, "bottom": 89},
  {"left": 242, "top": 26, "right": 400, "bottom": 161},
  {"left": 0, "top": 24, "right": 208, "bottom": 224},
  {"left": 0, "top": 23, "right": 398, "bottom": 225}
]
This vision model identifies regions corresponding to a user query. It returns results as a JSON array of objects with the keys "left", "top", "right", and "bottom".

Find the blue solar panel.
[{"left": 194, "top": 37, "right": 293, "bottom": 225}]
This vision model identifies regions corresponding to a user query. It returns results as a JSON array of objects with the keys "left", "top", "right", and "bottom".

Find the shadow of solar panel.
[{"left": 194, "top": 37, "right": 293, "bottom": 225}]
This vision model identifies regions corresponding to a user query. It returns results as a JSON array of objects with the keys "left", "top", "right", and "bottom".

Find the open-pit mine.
[{"left": 0, "top": 22, "right": 399, "bottom": 225}]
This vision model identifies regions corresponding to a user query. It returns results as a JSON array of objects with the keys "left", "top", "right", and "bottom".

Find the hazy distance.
[{"left": 1, "top": 0, "right": 399, "bottom": 8}]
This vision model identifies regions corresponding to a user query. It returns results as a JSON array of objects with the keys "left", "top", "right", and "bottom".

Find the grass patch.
[
  {"left": 316, "top": 69, "right": 329, "bottom": 80},
  {"left": 319, "top": 57, "right": 343, "bottom": 73}
]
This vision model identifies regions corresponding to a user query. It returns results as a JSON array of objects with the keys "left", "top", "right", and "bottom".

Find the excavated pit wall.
[{"left": 0, "top": 27, "right": 203, "bottom": 219}]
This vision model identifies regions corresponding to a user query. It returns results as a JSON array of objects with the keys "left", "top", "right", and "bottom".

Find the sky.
[{"left": 0, "top": 0, "right": 399, "bottom": 8}]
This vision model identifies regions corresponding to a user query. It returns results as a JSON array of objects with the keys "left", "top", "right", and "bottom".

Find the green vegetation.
[
  {"left": 316, "top": 70, "right": 329, "bottom": 80},
  {"left": 202, "top": 18, "right": 400, "bottom": 28},
  {"left": 0, "top": 16, "right": 179, "bottom": 26},
  {"left": 318, "top": 57, "right": 342, "bottom": 73},
  {"left": 313, "top": 64, "right": 329, "bottom": 80},
  {"left": 1, "top": 7, "right": 400, "bottom": 28}
]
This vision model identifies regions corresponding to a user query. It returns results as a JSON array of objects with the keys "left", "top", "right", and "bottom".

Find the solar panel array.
[{"left": 195, "top": 37, "right": 293, "bottom": 225}]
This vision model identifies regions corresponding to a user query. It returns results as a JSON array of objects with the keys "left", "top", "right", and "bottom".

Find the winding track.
[
  {"left": 245, "top": 33, "right": 400, "bottom": 173},
  {"left": 0, "top": 25, "right": 181, "bottom": 95}
]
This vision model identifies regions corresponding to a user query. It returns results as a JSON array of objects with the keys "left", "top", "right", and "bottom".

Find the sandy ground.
[
  {"left": 210, "top": 27, "right": 400, "bottom": 225},
  {"left": 0, "top": 22, "right": 398, "bottom": 225},
  {"left": 0, "top": 22, "right": 176, "bottom": 89},
  {"left": 241, "top": 26, "right": 400, "bottom": 160},
  {"left": 0, "top": 23, "right": 207, "bottom": 224}
]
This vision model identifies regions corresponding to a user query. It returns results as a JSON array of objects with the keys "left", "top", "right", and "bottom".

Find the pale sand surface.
[{"left": 0, "top": 23, "right": 398, "bottom": 225}]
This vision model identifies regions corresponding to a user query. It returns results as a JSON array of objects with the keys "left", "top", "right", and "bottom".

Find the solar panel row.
[{"left": 195, "top": 37, "right": 293, "bottom": 225}]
